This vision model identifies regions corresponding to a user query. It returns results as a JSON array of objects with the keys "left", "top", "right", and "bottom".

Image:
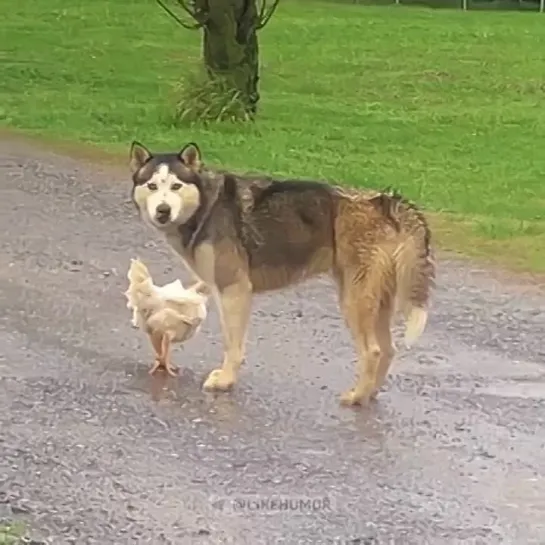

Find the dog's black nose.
[{"left": 155, "top": 203, "right": 171, "bottom": 224}]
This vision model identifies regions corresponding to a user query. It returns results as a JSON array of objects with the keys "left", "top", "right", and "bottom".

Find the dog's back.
[{"left": 219, "top": 176, "right": 337, "bottom": 292}]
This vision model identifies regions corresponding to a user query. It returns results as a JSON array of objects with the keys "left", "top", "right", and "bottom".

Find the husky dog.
[{"left": 128, "top": 141, "right": 435, "bottom": 406}]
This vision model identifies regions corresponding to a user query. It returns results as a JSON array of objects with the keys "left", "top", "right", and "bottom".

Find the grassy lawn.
[
  {"left": 0, "top": 522, "right": 25, "bottom": 545},
  {"left": 2, "top": 0, "right": 545, "bottom": 273}
]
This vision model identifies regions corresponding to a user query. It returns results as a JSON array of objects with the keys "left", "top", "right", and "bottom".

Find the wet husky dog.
[{"left": 129, "top": 141, "right": 435, "bottom": 406}]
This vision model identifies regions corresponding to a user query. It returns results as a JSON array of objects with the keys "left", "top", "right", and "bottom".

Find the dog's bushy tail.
[{"left": 370, "top": 191, "right": 436, "bottom": 347}]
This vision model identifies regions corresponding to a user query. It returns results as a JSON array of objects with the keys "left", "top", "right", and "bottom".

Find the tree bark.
[{"left": 197, "top": 0, "right": 260, "bottom": 116}]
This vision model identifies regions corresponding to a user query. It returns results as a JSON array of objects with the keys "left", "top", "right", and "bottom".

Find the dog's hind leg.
[
  {"left": 203, "top": 277, "right": 252, "bottom": 392},
  {"left": 336, "top": 264, "right": 388, "bottom": 407},
  {"left": 370, "top": 300, "right": 396, "bottom": 400},
  {"left": 339, "top": 307, "right": 381, "bottom": 407}
]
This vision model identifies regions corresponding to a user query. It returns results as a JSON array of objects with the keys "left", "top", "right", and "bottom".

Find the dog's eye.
[
  {"left": 147, "top": 182, "right": 158, "bottom": 191},
  {"left": 171, "top": 182, "right": 183, "bottom": 191}
]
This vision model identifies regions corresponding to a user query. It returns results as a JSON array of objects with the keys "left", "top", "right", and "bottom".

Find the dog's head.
[{"left": 129, "top": 141, "right": 205, "bottom": 231}]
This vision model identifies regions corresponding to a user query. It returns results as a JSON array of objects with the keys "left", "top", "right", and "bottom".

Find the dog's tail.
[{"left": 369, "top": 191, "right": 436, "bottom": 348}]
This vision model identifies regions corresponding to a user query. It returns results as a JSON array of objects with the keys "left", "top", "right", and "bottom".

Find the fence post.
[
  {"left": 541, "top": 0, "right": 544, "bottom": 13},
  {"left": 462, "top": 0, "right": 468, "bottom": 10}
]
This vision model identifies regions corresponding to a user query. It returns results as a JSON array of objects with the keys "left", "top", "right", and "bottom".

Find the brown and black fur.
[{"left": 129, "top": 141, "right": 435, "bottom": 406}]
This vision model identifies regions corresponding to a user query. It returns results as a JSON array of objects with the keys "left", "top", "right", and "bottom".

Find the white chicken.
[{"left": 124, "top": 258, "right": 209, "bottom": 376}]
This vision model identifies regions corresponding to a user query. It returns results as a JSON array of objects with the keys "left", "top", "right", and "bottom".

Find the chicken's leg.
[
  {"left": 147, "top": 330, "right": 178, "bottom": 376},
  {"left": 160, "top": 333, "right": 178, "bottom": 377},
  {"left": 147, "top": 330, "right": 165, "bottom": 375}
]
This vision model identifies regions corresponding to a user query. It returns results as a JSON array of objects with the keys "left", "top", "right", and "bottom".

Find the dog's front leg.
[{"left": 203, "top": 278, "right": 252, "bottom": 392}]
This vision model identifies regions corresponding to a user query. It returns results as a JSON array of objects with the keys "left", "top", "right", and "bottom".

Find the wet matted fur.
[{"left": 128, "top": 141, "right": 436, "bottom": 406}]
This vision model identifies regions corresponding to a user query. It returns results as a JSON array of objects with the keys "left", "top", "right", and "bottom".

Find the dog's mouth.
[
  {"left": 152, "top": 202, "right": 174, "bottom": 226},
  {"left": 155, "top": 211, "right": 171, "bottom": 225},
  {"left": 152, "top": 208, "right": 172, "bottom": 227}
]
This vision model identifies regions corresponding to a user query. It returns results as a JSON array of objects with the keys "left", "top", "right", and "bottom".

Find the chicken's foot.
[{"left": 147, "top": 331, "right": 178, "bottom": 377}]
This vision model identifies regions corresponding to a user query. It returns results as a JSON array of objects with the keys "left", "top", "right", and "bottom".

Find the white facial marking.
[
  {"left": 145, "top": 164, "right": 183, "bottom": 224},
  {"left": 133, "top": 162, "right": 202, "bottom": 229}
]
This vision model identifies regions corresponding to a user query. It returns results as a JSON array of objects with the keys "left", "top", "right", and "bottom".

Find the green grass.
[
  {"left": 0, "top": 522, "right": 25, "bottom": 545},
  {"left": 2, "top": 0, "right": 545, "bottom": 273}
]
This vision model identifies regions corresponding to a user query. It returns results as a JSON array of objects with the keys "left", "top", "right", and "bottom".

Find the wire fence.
[{"left": 391, "top": 0, "right": 544, "bottom": 10}]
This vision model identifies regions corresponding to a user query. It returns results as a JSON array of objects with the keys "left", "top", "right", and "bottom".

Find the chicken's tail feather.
[
  {"left": 125, "top": 258, "right": 156, "bottom": 311},
  {"left": 127, "top": 257, "right": 152, "bottom": 286}
]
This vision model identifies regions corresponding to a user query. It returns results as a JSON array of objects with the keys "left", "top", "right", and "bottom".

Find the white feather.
[{"left": 124, "top": 259, "right": 209, "bottom": 343}]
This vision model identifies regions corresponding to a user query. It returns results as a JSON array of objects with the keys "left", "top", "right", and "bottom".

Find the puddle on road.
[
  {"left": 402, "top": 347, "right": 545, "bottom": 382},
  {"left": 126, "top": 364, "right": 207, "bottom": 403},
  {"left": 124, "top": 361, "right": 389, "bottom": 446},
  {"left": 124, "top": 364, "right": 256, "bottom": 430},
  {"left": 439, "top": 375, "right": 545, "bottom": 400},
  {"left": 475, "top": 380, "right": 545, "bottom": 400},
  {"left": 129, "top": 367, "right": 191, "bottom": 402}
]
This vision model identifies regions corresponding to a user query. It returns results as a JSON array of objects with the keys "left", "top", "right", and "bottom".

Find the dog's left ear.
[
  {"left": 178, "top": 143, "right": 202, "bottom": 171},
  {"left": 129, "top": 141, "right": 152, "bottom": 174}
]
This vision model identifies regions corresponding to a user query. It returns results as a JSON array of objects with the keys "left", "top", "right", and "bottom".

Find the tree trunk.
[{"left": 198, "top": 0, "right": 260, "bottom": 116}]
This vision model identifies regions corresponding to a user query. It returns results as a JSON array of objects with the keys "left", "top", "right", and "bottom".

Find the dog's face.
[{"left": 129, "top": 141, "right": 203, "bottom": 231}]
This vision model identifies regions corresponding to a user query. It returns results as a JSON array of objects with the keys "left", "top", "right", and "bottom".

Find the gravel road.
[{"left": 0, "top": 138, "right": 544, "bottom": 545}]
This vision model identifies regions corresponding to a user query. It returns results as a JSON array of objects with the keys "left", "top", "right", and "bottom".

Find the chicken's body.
[{"left": 125, "top": 258, "right": 209, "bottom": 376}]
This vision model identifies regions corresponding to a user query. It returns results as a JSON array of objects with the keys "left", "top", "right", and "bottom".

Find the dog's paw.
[
  {"left": 340, "top": 388, "right": 368, "bottom": 407},
  {"left": 203, "top": 368, "right": 235, "bottom": 392},
  {"left": 369, "top": 387, "right": 382, "bottom": 401}
]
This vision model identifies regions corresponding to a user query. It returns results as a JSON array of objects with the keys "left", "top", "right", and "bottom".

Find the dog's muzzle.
[{"left": 155, "top": 203, "right": 171, "bottom": 225}]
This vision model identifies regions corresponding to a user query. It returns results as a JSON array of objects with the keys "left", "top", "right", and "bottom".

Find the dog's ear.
[
  {"left": 178, "top": 143, "right": 202, "bottom": 171},
  {"left": 129, "top": 141, "right": 152, "bottom": 174}
]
